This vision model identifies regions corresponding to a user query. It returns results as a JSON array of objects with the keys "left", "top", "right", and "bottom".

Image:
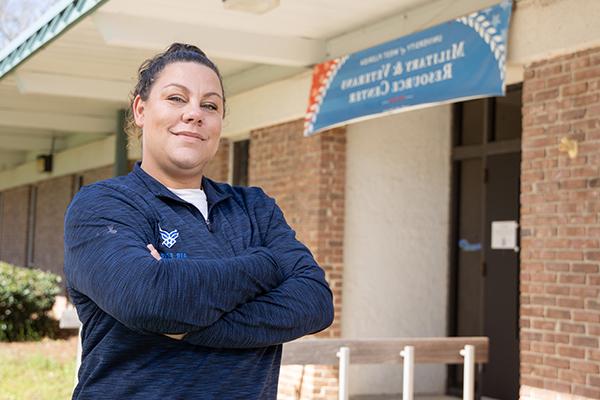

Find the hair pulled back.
[{"left": 125, "top": 43, "right": 226, "bottom": 145}]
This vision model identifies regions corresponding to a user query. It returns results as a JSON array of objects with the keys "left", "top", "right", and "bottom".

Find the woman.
[{"left": 63, "top": 43, "right": 334, "bottom": 399}]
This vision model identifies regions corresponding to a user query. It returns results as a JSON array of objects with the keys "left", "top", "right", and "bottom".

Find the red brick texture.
[
  {"left": 32, "top": 176, "right": 75, "bottom": 280},
  {"left": 203, "top": 138, "right": 230, "bottom": 182},
  {"left": 81, "top": 165, "right": 113, "bottom": 186},
  {"left": 521, "top": 47, "right": 600, "bottom": 399},
  {"left": 0, "top": 186, "right": 31, "bottom": 267},
  {"left": 0, "top": 164, "right": 119, "bottom": 282},
  {"left": 248, "top": 119, "right": 346, "bottom": 400}
]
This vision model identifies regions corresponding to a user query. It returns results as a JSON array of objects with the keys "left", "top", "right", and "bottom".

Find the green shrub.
[{"left": 0, "top": 261, "right": 62, "bottom": 342}]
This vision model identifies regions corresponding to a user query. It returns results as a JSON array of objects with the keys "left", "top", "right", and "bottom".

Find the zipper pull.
[{"left": 206, "top": 218, "right": 213, "bottom": 233}]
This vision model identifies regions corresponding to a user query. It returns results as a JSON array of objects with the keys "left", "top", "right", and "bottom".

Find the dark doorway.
[{"left": 448, "top": 85, "right": 522, "bottom": 400}]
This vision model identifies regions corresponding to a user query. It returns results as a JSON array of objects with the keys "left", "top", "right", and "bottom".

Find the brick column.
[
  {"left": 249, "top": 119, "right": 345, "bottom": 399},
  {"left": 34, "top": 175, "right": 73, "bottom": 279},
  {"left": 0, "top": 186, "right": 31, "bottom": 267},
  {"left": 521, "top": 47, "right": 600, "bottom": 399},
  {"left": 81, "top": 165, "right": 113, "bottom": 186},
  {"left": 204, "top": 138, "right": 230, "bottom": 182}
]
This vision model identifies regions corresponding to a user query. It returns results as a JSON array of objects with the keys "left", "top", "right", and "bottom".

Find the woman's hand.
[
  {"left": 147, "top": 244, "right": 161, "bottom": 260},
  {"left": 164, "top": 333, "right": 187, "bottom": 340}
]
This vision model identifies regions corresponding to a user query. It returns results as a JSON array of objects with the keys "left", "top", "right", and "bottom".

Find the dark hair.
[{"left": 125, "top": 43, "right": 226, "bottom": 145}]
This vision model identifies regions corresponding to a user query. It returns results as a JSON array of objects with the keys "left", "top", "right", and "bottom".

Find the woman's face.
[{"left": 133, "top": 61, "right": 224, "bottom": 177}]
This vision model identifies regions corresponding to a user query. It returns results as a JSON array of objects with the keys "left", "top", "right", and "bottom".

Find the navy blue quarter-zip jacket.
[{"left": 63, "top": 161, "right": 334, "bottom": 399}]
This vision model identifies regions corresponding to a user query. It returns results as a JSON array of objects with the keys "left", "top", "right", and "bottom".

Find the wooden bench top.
[{"left": 281, "top": 337, "right": 488, "bottom": 365}]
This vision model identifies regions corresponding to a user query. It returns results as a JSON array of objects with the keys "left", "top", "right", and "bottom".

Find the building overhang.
[{"left": 2, "top": 0, "right": 600, "bottom": 182}]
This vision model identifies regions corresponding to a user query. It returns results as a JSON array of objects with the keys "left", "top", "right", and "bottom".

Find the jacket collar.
[{"left": 130, "top": 161, "right": 230, "bottom": 207}]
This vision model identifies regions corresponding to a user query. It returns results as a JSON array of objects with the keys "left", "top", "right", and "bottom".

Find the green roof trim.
[{"left": 0, "top": 0, "right": 109, "bottom": 79}]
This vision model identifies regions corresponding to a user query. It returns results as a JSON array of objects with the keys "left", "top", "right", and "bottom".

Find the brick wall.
[
  {"left": 81, "top": 165, "right": 113, "bottom": 186},
  {"left": 521, "top": 47, "right": 600, "bottom": 399},
  {"left": 0, "top": 186, "right": 31, "bottom": 267},
  {"left": 204, "top": 138, "right": 230, "bottom": 182},
  {"left": 33, "top": 176, "right": 74, "bottom": 280},
  {"left": 0, "top": 164, "right": 121, "bottom": 280},
  {"left": 249, "top": 119, "right": 346, "bottom": 399}
]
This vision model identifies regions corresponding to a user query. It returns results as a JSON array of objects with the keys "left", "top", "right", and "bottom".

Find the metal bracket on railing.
[
  {"left": 460, "top": 345, "right": 475, "bottom": 400},
  {"left": 336, "top": 346, "right": 350, "bottom": 400},
  {"left": 400, "top": 345, "right": 415, "bottom": 400}
]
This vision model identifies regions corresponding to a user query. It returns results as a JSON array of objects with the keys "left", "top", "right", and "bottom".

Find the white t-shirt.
[{"left": 167, "top": 187, "right": 208, "bottom": 221}]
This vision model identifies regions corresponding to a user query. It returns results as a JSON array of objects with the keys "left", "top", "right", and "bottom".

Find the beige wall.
[{"left": 342, "top": 106, "right": 452, "bottom": 396}]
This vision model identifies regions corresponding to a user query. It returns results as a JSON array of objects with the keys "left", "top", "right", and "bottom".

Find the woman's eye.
[
  {"left": 202, "top": 103, "right": 218, "bottom": 111},
  {"left": 168, "top": 96, "right": 185, "bottom": 102}
]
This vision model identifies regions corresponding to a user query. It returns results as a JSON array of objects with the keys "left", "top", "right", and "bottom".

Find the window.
[{"left": 232, "top": 139, "right": 249, "bottom": 186}]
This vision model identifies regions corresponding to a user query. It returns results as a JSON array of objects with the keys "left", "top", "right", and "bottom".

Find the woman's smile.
[{"left": 169, "top": 129, "right": 208, "bottom": 141}]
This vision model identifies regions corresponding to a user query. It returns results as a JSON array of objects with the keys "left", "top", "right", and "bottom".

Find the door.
[
  {"left": 482, "top": 153, "right": 520, "bottom": 399},
  {"left": 448, "top": 85, "right": 522, "bottom": 399}
]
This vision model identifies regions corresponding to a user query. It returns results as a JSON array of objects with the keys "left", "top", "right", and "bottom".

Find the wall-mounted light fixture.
[
  {"left": 558, "top": 136, "right": 578, "bottom": 159},
  {"left": 222, "top": 0, "right": 279, "bottom": 14},
  {"left": 36, "top": 154, "right": 53, "bottom": 173},
  {"left": 36, "top": 136, "right": 56, "bottom": 173}
]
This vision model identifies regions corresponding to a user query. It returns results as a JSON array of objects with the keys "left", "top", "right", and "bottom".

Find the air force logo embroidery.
[{"left": 159, "top": 226, "right": 179, "bottom": 248}]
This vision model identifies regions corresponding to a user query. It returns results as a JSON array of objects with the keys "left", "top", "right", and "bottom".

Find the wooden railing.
[{"left": 281, "top": 337, "right": 489, "bottom": 400}]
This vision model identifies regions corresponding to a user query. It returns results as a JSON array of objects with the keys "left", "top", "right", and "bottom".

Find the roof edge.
[
  {"left": 0, "top": 0, "right": 109, "bottom": 80},
  {"left": 0, "top": 0, "right": 73, "bottom": 61}
]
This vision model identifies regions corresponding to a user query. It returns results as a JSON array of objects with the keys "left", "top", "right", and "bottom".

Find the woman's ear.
[{"left": 132, "top": 95, "right": 145, "bottom": 128}]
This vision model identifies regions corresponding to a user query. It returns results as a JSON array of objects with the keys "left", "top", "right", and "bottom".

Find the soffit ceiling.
[{"left": 0, "top": 0, "right": 494, "bottom": 171}]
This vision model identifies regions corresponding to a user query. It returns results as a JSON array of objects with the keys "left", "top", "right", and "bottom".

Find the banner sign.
[{"left": 304, "top": 0, "right": 513, "bottom": 136}]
